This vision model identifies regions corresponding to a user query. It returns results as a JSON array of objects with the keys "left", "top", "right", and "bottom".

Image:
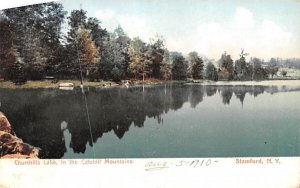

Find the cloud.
[
  {"left": 192, "top": 7, "right": 293, "bottom": 59},
  {"left": 95, "top": 7, "right": 294, "bottom": 59},
  {"left": 95, "top": 9, "right": 153, "bottom": 41},
  {"left": 95, "top": 9, "right": 116, "bottom": 20},
  {"left": 258, "top": 20, "right": 291, "bottom": 45},
  {"left": 233, "top": 7, "right": 255, "bottom": 30},
  {"left": 118, "top": 15, "right": 152, "bottom": 41}
]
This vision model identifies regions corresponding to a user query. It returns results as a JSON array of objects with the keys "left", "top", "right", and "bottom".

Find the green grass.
[
  {"left": 0, "top": 80, "right": 112, "bottom": 89},
  {"left": 0, "top": 78, "right": 166, "bottom": 89},
  {"left": 1, "top": 72, "right": 299, "bottom": 89}
]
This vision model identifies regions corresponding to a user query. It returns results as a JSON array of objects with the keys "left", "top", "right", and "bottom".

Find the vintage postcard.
[{"left": 0, "top": 0, "right": 299, "bottom": 187}]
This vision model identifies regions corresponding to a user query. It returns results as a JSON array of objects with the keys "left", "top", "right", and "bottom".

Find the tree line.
[{"left": 0, "top": 2, "right": 291, "bottom": 84}]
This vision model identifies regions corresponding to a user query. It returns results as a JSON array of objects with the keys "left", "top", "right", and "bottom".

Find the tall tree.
[
  {"left": 250, "top": 57, "right": 268, "bottom": 80},
  {"left": 188, "top": 51, "right": 204, "bottom": 79},
  {"left": 218, "top": 51, "right": 234, "bottom": 80},
  {"left": 0, "top": 18, "right": 26, "bottom": 83},
  {"left": 86, "top": 17, "right": 109, "bottom": 59},
  {"left": 148, "top": 37, "right": 165, "bottom": 78},
  {"left": 160, "top": 49, "right": 172, "bottom": 81},
  {"left": 0, "top": 18, "right": 14, "bottom": 79},
  {"left": 128, "top": 37, "right": 151, "bottom": 82},
  {"left": 66, "top": 9, "right": 103, "bottom": 80},
  {"left": 67, "top": 9, "right": 87, "bottom": 42},
  {"left": 112, "top": 25, "right": 131, "bottom": 77},
  {"left": 75, "top": 27, "right": 99, "bottom": 77},
  {"left": 205, "top": 62, "right": 218, "bottom": 81},
  {"left": 234, "top": 49, "right": 251, "bottom": 80},
  {"left": 99, "top": 34, "right": 127, "bottom": 81},
  {"left": 171, "top": 52, "right": 187, "bottom": 80},
  {"left": 4, "top": 3, "right": 66, "bottom": 57},
  {"left": 66, "top": 9, "right": 110, "bottom": 80},
  {"left": 75, "top": 27, "right": 98, "bottom": 64},
  {"left": 3, "top": 2, "right": 66, "bottom": 78}
]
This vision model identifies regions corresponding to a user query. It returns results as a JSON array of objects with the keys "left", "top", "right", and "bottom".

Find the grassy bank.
[
  {"left": 0, "top": 80, "right": 112, "bottom": 89},
  {"left": 0, "top": 78, "right": 299, "bottom": 89},
  {"left": 0, "top": 79, "right": 167, "bottom": 89}
]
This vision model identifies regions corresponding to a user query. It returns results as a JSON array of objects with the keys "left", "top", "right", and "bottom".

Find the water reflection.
[{"left": 0, "top": 84, "right": 299, "bottom": 158}]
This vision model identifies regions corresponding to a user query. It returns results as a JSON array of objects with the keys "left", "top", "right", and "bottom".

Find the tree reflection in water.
[{"left": 0, "top": 84, "right": 299, "bottom": 158}]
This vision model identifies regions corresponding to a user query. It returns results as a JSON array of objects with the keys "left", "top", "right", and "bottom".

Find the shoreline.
[{"left": 0, "top": 79, "right": 300, "bottom": 89}]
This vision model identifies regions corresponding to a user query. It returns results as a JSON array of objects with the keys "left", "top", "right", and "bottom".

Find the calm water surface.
[{"left": 0, "top": 82, "right": 299, "bottom": 158}]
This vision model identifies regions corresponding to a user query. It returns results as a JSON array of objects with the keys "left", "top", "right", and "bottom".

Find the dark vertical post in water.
[{"left": 76, "top": 4, "right": 95, "bottom": 158}]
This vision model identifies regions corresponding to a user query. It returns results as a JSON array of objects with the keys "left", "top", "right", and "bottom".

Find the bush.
[
  {"left": 6, "top": 62, "right": 27, "bottom": 85},
  {"left": 111, "top": 66, "right": 122, "bottom": 82},
  {"left": 281, "top": 70, "right": 287, "bottom": 77},
  {"left": 87, "top": 66, "right": 100, "bottom": 82},
  {"left": 25, "top": 63, "right": 45, "bottom": 80},
  {"left": 205, "top": 62, "right": 218, "bottom": 81}
]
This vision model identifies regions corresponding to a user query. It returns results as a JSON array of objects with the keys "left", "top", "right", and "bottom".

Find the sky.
[{"left": 2, "top": 0, "right": 300, "bottom": 60}]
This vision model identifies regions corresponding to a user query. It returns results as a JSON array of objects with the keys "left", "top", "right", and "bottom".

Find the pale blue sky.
[{"left": 3, "top": 0, "right": 300, "bottom": 60}]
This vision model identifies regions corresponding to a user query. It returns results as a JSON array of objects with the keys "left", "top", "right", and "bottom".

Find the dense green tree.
[
  {"left": 75, "top": 27, "right": 98, "bottom": 64},
  {"left": 128, "top": 37, "right": 151, "bottom": 81},
  {"left": 188, "top": 51, "right": 204, "bottom": 79},
  {"left": 86, "top": 17, "right": 108, "bottom": 45},
  {"left": 160, "top": 49, "right": 172, "bottom": 81},
  {"left": 99, "top": 35, "right": 126, "bottom": 80},
  {"left": 86, "top": 17, "right": 109, "bottom": 60},
  {"left": 75, "top": 27, "right": 99, "bottom": 79},
  {"left": 99, "top": 39, "right": 116, "bottom": 80},
  {"left": 67, "top": 9, "right": 87, "bottom": 42},
  {"left": 66, "top": 9, "right": 102, "bottom": 80},
  {"left": 205, "top": 62, "right": 218, "bottom": 81},
  {"left": 250, "top": 57, "right": 268, "bottom": 80},
  {"left": 5, "top": 61, "right": 27, "bottom": 84},
  {"left": 3, "top": 2, "right": 66, "bottom": 79},
  {"left": 98, "top": 26, "right": 130, "bottom": 81},
  {"left": 65, "top": 9, "right": 87, "bottom": 75},
  {"left": 0, "top": 18, "right": 26, "bottom": 84},
  {"left": 111, "top": 66, "right": 122, "bottom": 82},
  {"left": 111, "top": 26, "right": 131, "bottom": 78},
  {"left": 0, "top": 18, "right": 16, "bottom": 79},
  {"left": 171, "top": 52, "right": 187, "bottom": 80},
  {"left": 234, "top": 49, "right": 251, "bottom": 80},
  {"left": 2, "top": 3, "right": 286, "bottom": 83},
  {"left": 148, "top": 37, "right": 165, "bottom": 78},
  {"left": 218, "top": 52, "right": 234, "bottom": 80}
]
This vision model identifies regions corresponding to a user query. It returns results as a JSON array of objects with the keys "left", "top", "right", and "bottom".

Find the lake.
[{"left": 0, "top": 81, "right": 299, "bottom": 158}]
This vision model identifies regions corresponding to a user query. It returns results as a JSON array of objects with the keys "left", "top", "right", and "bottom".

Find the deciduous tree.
[
  {"left": 171, "top": 52, "right": 187, "bottom": 80},
  {"left": 188, "top": 51, "right": 204, "bottom": 79},
  {"left": 205, "top": 62, "right": 218, "bottom": 81},
  {"left": 218, "top": 52, "right": 234, "bottom": 80},
  {"left": 128, "top": 37, "right": 151, "bottom": 82}
]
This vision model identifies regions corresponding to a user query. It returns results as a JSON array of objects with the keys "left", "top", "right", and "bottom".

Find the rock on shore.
[{"left": 0, "top": 112, "right": 39, "bottom": 158}]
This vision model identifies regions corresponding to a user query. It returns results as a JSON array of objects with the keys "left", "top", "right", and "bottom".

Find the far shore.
[{"left": 0, "top": 79, "right": 300, "bottom": 89}]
